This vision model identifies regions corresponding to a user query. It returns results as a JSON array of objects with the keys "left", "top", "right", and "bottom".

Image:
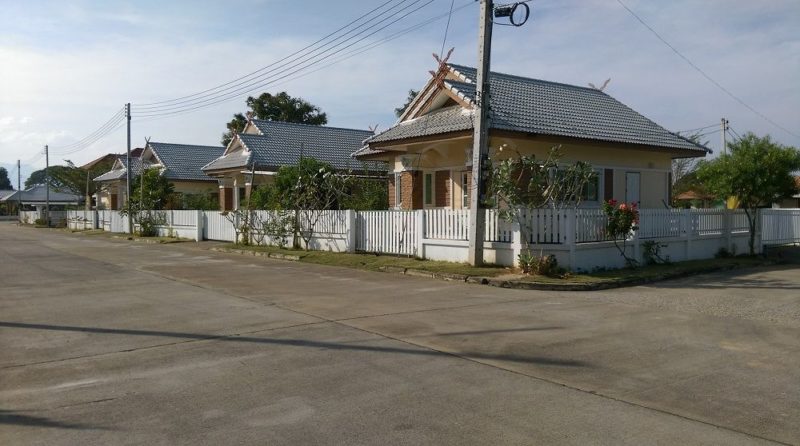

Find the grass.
[
  {"left": 514, "top": 256, "right": 775, "bottom": 284},
  {"left": 219, "top": 244, "right": 509, "bottom": 277},
  {"left": 221, "top": 243, "right": 777, "bottom": 286}
]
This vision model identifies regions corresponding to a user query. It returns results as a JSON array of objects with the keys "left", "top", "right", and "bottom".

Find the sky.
[{"left": 1, "top": 0, "right": 798, "bottom": 186}]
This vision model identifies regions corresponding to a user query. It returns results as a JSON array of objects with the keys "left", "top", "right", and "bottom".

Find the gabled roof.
[
  {"left": 1, "top": 185, "right": 81, "bottom": 204},
  {"left": 362, "top": 63, "right": 709, "bottom": 155},
  {"left": 0, "top": 189, "right": 16, "bottom": 201},
  {"left": 203, "top": 121, "right": 384, "bottom": 173},
  {"left": 146, "top": 142, "right": 224, "bottom": 181},
  {"left": 93, "top": 157, "right": 147, "bottom": 182}
]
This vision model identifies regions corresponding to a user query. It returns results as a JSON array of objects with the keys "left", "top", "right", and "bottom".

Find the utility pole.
[
  {"left": 126, "top": 102, "right": 132, "bottom": 234},
  {"left": 720, "top": 117, "right": 729, "bottom": 155},
  {"left": 467, "top": 0, "right": 494, "bottom": 266},
  {"left": 45, "top": 145, "right": 50, "bottom": 226},
  {"left": 17, "top": 159, "right": 21, "bottom": 220}
]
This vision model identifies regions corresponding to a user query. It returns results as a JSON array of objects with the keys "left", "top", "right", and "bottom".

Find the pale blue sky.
[{"left": 1, "top": 0, "right": 798, "bottom": 184}]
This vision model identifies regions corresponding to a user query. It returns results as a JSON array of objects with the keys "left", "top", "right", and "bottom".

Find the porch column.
[{"left": 218, "top": 178, "right": 233, "bottom": 211}]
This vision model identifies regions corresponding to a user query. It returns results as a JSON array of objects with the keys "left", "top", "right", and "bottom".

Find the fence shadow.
[
  {"left": 0, "top": 410, "right": 109, "bottom": 430},
  {"left": 0, "top": 321, "right": 589, "bottom": 369}
]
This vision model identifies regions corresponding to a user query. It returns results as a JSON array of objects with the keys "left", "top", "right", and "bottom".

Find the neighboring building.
[
  {"left": 0, "top": 189, "right": 17, "bottom": 215},
  {"left": 354, "top": 63, "right": 709, "bottom": 210},
  {"left": 202, "top": 119, "right": 383, "bottom": 210},
  {"left": 1, "top": 185, "right": 82, "bottom": 211},
  {"left": 80, "top": 149, "right": 143, "bottom": 170},
  {"left": 774, "top": 177, "right": 800, "bottom": 208},
  {"left": 94, "top": 142, "right": 224, "bottom": 209}
]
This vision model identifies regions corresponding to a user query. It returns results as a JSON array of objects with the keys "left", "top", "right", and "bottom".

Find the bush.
[{"left": 34, "top": 218, "right": 47, "bottom": 226}]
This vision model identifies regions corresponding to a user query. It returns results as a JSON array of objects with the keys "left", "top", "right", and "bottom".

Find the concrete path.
[{"left": 1, "top": 223, "right": 798, "bottom": 445}]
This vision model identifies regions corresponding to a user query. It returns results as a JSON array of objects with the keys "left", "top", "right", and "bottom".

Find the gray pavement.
[{"left": 1, "top": 223, "right": 798, "bottom": 445}]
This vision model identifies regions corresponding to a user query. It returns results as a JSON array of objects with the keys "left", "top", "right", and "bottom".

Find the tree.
[
  {"left": 221, "top": 92, "right": 328, "bottom": 146},
  {"left": 671, "top": 132, "right": 710, "bottom": 205},
  {"left": 394, "top": 89, "right": 419, "bottom": 118},
  {"left": 696, "top": 132, "right": 800, "bottom": 254},
  {"left": 25, "top": 169, "right": 49, "bottom": 188},
  {"left": 488, "top": 146, "right": 595, "bottom": 274},
  {"left": 0, "top": 167, "right": 12, "bottom": 190},
  {"left": 130, "top": 168, "right": 175, "bottom": 210}
]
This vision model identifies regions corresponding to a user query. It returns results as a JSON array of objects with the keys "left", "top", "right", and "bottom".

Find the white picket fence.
[
  {"left": 26, "top": 207, "right": 800, "bottom": 270},
  {"left": 762, "top": 209, "right": 800, "bottom": 245}
]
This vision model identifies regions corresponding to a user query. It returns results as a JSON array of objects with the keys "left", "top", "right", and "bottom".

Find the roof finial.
[
  {"left": 588, "top": 78, "right": 611, "bottom": 92},
  {"left": 245, "top": 111, "right": 254, "bottom": 122}
]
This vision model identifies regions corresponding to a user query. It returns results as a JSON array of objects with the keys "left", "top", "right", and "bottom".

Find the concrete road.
[{"left": 1, "top": 223, "right": 798, "bottom": 445}]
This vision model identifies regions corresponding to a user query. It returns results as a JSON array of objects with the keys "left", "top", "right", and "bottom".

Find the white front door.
[{"left": 625, "top": 172, "right": 641, "bottom": 204}]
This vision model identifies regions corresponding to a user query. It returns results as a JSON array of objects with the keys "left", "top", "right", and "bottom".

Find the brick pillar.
[
  {"left": 219, "top": 186, "right": 234, "bottom": 211},
  {"left": 399, "top": 171, "right": 423, "bottom": 210},
  {"left": 435, "top": 170, "right": 450, "bottom": 208},
  {"left": 388, "top": 174, "right": 396, "bottom": 208}
]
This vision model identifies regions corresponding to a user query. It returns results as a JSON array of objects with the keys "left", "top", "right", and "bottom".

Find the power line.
[
  {"left": 616, "top": 0, "right": 799, "bottom": 140},
  {"left": 131, "top": 0, "right": 437, "bottom": 118},
  {"left": 439, "top": 0, "right": 456, "bottom": 57},
  {"left": 729, "top": 126, "right": 744, "bottom": 142},
  {"left": 134, "top": 2, "right": 475, "bottom": 124},
  {"left": 676, "top": 123, "right": 717, "bottom": 134},
  {"left": 134, "top": 0, "right": 400, "bottom": 108},
  {"left": 132, "top": 0, "right": 431, "bottom": 115}
]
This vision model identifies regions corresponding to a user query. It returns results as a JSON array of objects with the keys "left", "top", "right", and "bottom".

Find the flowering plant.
[
  {"left": 602, "top": 199, "right": 640, "bottom": 267},
  {"left": 602, "top": 199, "right": 639, "bottom": 239}
]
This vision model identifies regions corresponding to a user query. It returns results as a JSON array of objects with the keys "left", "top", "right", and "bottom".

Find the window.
[
  {"left": 461, "top": 172, "right": 470, "bottom": 208},
  {"left": 424, "top": 172, "right": 433, "bottom": 206},
  {"left": 581, "top": 174, "right": 599, "bottom": 202},
  {"left": 394, "top": 173, "right": 403, "bottom": 208}
]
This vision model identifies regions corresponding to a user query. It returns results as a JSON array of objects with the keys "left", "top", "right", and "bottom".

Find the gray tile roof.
[
  {"left": 0, "top": 185, "right": 81, "bottom": 204},
  {"left": 202, "top": 148, "right": 252, "bottom": 172},
  {"left": 0, "top": 189, "right": 15, "bottom": 201},
  {"left": 93, "top": 157, "right": 147, "bottom": 182},
  {"left": 363, "top": 63, "right": 708, "bottom": 154},
  {"left": 148, "top": 142, "right": 224, "bottom": 181},
  {"left": 367, "top": 105, "right": 474, "bottom": 144},
  {"left": 205, "top": 121, "right": 385, "bottom": 173}
]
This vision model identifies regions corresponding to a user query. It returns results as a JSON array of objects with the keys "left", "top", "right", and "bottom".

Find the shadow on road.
[
  {"left": 0, "top": 410, "right": 109, "bottom": 430},
  {"left": 0, "top": 321, "right": 588, "bottom": 368}
]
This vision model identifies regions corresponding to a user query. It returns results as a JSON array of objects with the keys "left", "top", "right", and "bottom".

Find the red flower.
[
  {"left": 619, "top": 203, "right": 627, "bottom": 211},
  {"left": 608, "top": 199, "right": 617, "bottom": 206}
]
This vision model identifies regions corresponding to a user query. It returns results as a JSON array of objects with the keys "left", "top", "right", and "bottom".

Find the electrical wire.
[
  {"left": 676, "top": 123, "right": 717, "bottom": 134},
  {"left": 439, "top": 0, "right": 456, "bottom": 58},
  {"left": 134, "top": 0, "right": 400, "bottom": 108},
  {"left": 49, "top": 107, "right": 126, "bottom": 155},
  {"left": 132, "top": 0, "right": 431, "bottom": 115},
  {"left": 133, "top": 1, "right": 475, "bottom": 124},
  {"left": 729, "top": 126, "right": 744, "bottom": 142},
  {"left": 616, "top": 0, "right": 799, "bottom": 139}
]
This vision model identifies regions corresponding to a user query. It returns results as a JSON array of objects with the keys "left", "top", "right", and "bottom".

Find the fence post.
[
  {"left": 725, "top": 208, "right": 733, "bottom": 253},
  {"left": 346, "top": 209, "right": 356, "bottom": 253},
  {"left": 684, "top": 209, "right": 693, "bottom": 260},
  {"left": 511, "top": 220, "right": 522, "bottom": 267},
  {"left": 565, "top": 209, "right": 576, "bottom": 270},
  {"left": 416, "top": 210, "right": 425, "bottom": 259},
  {"left": 195, "top": 210, "right": 203, "bottom": 242}
]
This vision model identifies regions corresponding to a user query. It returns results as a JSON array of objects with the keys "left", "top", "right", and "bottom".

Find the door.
[{"left": 625, "top": 172, "right": 640, "bottom": 205}]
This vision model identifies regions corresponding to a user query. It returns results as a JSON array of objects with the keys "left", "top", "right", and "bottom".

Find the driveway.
[{"left": 1, "top": 223, "right": 798, "bottom": 445}]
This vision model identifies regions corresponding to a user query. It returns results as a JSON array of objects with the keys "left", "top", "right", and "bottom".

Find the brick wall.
[
  {"left": 388, "top": 174, "right": 396, "bottom": 208},
  {"left": 435, "top": 170, "right": 450, "bottom": 207}
]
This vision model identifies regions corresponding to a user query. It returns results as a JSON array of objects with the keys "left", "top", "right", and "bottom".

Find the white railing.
[
  {"left": 424, "top": 209, "right": 469, "bottom": 240},
  {"left": 638, "top": 209, "right": 684, "bottom": 239},
  {"left": 521, "top": 208, "right": 567, "bottom": 244},
  {"left": 762, "top": 209, "right": 800, "bottom": 245},
  {"left": 299, "top": 210, "right": 348, "bottom": 234},
  {"left": 203, "top": 211, "right": 236, "bottom": 241},
  {"left": 575, "top": 209, "right": 610, "bottom": 243},
  {"left": 356, "top": 210, "right": 417, "bottom": 255},
  {"left": 485, "top": 209, "right": 514, "bottom": 243}
]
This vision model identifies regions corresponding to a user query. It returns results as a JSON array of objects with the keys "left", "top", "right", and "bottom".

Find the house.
[
  {"left": 94, "top": 142, "right": 224, "bottom": 209},
  {"left": 774, "top": 177, "right": 800, "bottom": 208},
  {"left": 202, "top": 119, "right": 383, "bottom": 210},
  {"left": 1, "top": 184, "right": 82, "bottom": 211},
  {"left": 353, "top": 62, "right": 709, "bottom": 210}
]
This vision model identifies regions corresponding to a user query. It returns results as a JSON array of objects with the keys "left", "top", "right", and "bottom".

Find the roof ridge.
[
  {"left": 251, "top": 119, "right": 373, "bottom": 134},
  {"left": 149, "top": 142, "right": 225, "bottom": 149},
  {"left": 447, "top": 63, "right": 605, "bottom": 93}
]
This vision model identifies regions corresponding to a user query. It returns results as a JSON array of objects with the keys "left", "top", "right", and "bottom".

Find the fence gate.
[
  {"left": 203, "top": 211, "right": 236, "bottom": 242},
  {"left": 356, "top": 210, "right": 417, "bottom": 256}
]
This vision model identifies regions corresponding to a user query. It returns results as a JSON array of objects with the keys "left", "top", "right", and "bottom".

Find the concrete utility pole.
[
  {"left": 126, "top": 102, "right": 132, "bottom": 234},
  {"left": 17, "top": 159, "right": 21, "bottom": 220},
  {"left": 467, "top": 0, "right": 494, "bottom": 266},
  {"left": 44, "top": 145, "right": 50, "bottom": 226},
  {"left": 720, "top": 118, "right": 729, "bottom": 155}
]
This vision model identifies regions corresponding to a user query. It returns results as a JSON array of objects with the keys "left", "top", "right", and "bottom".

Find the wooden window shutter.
[{"left": 603, "top": 169, "right": 614, "bottom": 202}]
